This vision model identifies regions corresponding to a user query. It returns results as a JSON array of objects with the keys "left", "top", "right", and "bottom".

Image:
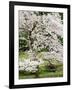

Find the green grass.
[
  {"left": 19, "top": 51, "right": 63, "bottom": 79},
  {"left": 19, "top": 63, "right": 63, "bottom": 79},
  {"left": 19, "top": 71, "right": 63, "bottom": 79}
]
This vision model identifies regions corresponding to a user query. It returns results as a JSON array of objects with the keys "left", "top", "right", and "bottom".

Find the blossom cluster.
[
  {"left": 19, "top": 58, "right": 44, "bottom": 72},
  {"left": 19, "top": 50, "right": 44, "bottom": 72}
]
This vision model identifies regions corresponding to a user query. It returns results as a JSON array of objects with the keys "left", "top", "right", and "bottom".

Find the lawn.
[
  {"left": 19, "top": 64, "right": 63, "bottom": 79},
  {"left": 19, "top": 51, "right": 63, "bottom": 79}
]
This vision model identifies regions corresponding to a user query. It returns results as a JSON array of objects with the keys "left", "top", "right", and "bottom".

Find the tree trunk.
[{"left": 28, "top": 31, "right": 38, "bottom": 61}]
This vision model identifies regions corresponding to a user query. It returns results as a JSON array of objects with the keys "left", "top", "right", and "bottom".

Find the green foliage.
[
  {"left": 34, "top": 11, "right": 51, "bottom": 16},
  {"left": 38, "top": 45, "right": 49, "bottom": 52},
  {"left": 59, "top": 13, "right": 63, "bottom": 20},
  {"left": 59, "top": 13, "right": 63, "bottom": 24},
  {"left": 38, "top": 47, "right": 49, "bottom": 52},
  {"left": 39, "top": 12, "right": 43, "bottom": 15},
  {"left": 19, "top": 39, "right": 29, "bottom": 51},
  {"left": 19, "top": 51, "right": 29, "bottom": 60},
  {"left": 19, "top": 31, "right": 28, "bottom": 39},
  {"left": 57, "top": 35, "right": 63, "bottom": 45},
  {"left": 19, "top": 39, "right": 27, "bottom": 46},
  {"left": 40, "top": 48, "right": 48, "bottom": 52},
  {"left": 19, "top": 31, "right": 29, "bottom": 51}
]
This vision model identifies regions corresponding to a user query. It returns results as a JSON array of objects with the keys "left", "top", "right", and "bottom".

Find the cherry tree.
[{"left": 19, "top": 10, "right": 63, "bottom": 72}]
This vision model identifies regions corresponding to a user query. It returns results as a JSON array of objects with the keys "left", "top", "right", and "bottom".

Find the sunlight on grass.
[{"left": 19, "top": 51, "right": 29, "bottom": 61}]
